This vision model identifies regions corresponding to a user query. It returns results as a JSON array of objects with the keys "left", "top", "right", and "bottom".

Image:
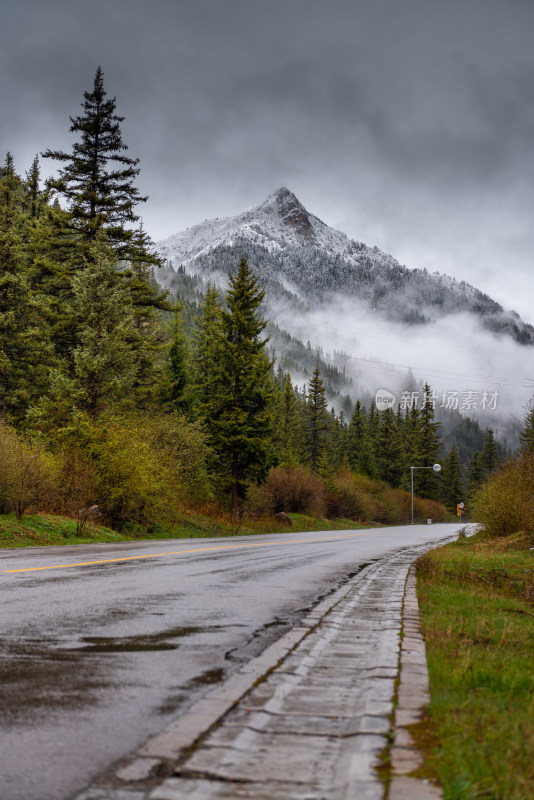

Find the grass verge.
[
  {"left": 415, "top": 529, "right": 534, "bottom": 800},
  {"left": 0, "top": 510, "right": 372, "bottom": 548}
]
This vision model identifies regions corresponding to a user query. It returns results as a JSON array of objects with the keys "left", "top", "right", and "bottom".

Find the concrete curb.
[{"left": 388, "top": 566, "right": 442, "bottom": 800}]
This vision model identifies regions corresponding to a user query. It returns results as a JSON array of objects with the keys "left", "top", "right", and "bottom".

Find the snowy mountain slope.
[{"left": 157, "top": 187, "right": 534, "bottom": 345}]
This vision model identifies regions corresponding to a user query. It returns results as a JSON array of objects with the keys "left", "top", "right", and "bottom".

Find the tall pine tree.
[
  {"left": 375, "top": 407, "right": 404, "bottom": 486},
  {"left": 520, "top": 407, "right": 534, "bottom": 455},
  {"left": 415, "top": 383, "right": 442, "bottom": 500},
  {"left": 197, "top": 261, "right": 274, "bottom": 519},
  {"left": 467, "top": 451, "right": 484, "bottom": 500},
  {"left": 0, "top": 155, "right": 51, "bottom": 421},
  {"left": 190, "top": 282, "right": 224, "bottom": 422},
  {"left": 43, "top": 66, "right": 147, "bottom": 257},
  {"left": 275, "top": 373, "right": 303, "bottom": 465},
  {"left": 347, "top": 400, "right": 367, "bottom": 469},
  {"left": 481, "top": 428, "right": 499, "bottom": 475},
  {"left": 162, "top": 302, "right": 190, "bottom": 414},
  {"left": 70, "top": 233, "right": 136, "bottom": 419},
  {"left": 440, "top": 446, "right": 464, "bottom": 512},
  {"left": 305, "top": 364, "right": 330, "bottom": 472}
]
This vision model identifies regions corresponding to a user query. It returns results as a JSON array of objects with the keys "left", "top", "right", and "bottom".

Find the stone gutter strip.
[
  {"left": 74, "top": 538, "right": 454, "bottom": 800},
  {"left": 388, "top": 566, "right": 442, "bottom": 800}
]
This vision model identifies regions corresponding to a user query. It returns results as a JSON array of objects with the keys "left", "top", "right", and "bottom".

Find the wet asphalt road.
[{"left": 0, "top": 524, "right": 459, "bottom": 800}]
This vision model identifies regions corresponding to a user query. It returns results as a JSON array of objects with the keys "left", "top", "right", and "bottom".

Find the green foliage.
[
  {"left": 466, "top": 451, "right": 484, "bottom": 499},
  {"left": 375, "top": 407, "right": 404, "bottom": 486},
  {"left": 248, "top": 465, "right": 326, "bottom": 516},
  {"left": 481, "top": 427, "right": 500, "bottom": 475},
  {"left": 414, "top": 384, "right": 442, "bottom": 500},
  {"left": 195, "top": 259, "right": 275, "bottom": 517},
  {"left": 274, "top": 372, "right": 304, "bottom": 465},
  {"left": 70, "top": 235, "right": 136, "bottom": 418},
  {"left": 247, "top": 464, "right": 447, "bottom": 525},
  {"left": 472, "top": 452, "right": 534, "bottom": 537},
  {"left": 416, "top": 535, "right": 534, "bottom": 799},
  {"left": 440, "top": 445, "right": 464, "bottom": 512},
  {"left": 305, "top": 364, "right": 330, "bottom": 472},
  {"left": 161, "top": 302, "right": 190, "bottom": 413},
  {"left": 347, "top": 400, "right": 367, "bottom": 469},
  {"left": 190, "top": 282, "right": 224, "bottom": 417},
  {"left": 519, "top": 407, "right": 534, "bottom": 455},
  {"left": 329, "top": 468, "right": 445, "bottom": 525},
  {"left": 38, "top": 410, "right": 214, "bottom": 530},
  {"left": 0, "top": 154, "right": 53, "bottom": 421},
  {"left": 0, "top": 421, "right": 58, "bottom": 519}
]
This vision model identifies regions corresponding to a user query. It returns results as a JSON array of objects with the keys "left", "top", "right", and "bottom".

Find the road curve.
[{"left": 0, "top": 523, "right": 459, "bottom": 800}]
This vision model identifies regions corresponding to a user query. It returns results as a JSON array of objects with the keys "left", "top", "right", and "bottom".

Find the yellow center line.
[{"left": 3, "top": 531, "right": 383, "bottom": 574}]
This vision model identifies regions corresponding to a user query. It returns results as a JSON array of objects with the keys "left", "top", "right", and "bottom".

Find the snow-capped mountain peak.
[
  {"left": 255, "top": 186, "right": 318, "bottom": 240},
  {"left": 157, "top": 188, "right": 534, "bottom": 347}
]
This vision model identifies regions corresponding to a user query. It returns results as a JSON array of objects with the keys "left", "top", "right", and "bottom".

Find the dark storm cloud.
[{"left": 1, "top": 0, "right": 534, "bottom": 318}]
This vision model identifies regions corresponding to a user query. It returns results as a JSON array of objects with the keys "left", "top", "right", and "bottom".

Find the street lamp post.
[{"left": 410, "top": 463, "right": 441, "bottom": 524}]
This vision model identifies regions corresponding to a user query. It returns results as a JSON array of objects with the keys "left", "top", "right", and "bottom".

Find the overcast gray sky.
[{"left": 2, "top": 0, "right": 534, "bottom": 320}]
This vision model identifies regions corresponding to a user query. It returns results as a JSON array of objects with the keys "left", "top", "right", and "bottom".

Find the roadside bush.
[
  {"left": 38, "top": 410, "right": 215, "bottom": 530},
  {"left": 143, "top": 413, "right": 214, "bottom": 509},
  {"left": 87, "top": 415, "right": 164, "bottom": 529},
  {"left": 248, "top": 465, "right": 448, "bottom": 526},
  {"left": 376, "top": 486, "right": 405, "bottom": 524},
  {"left": 54, "top": 451, "right": 98, "bottom": 512},
  {"left": 328, "top": 469, "right": 381, "bottom": 520},
  {"left": 414, "top": 495, "right": 447, "bottom": 524},
  {"left": 247, "top": 465, "right": 326, "bottom": 516},
  {"left": 89, "top": 412, "right": 215, "bottom": 529},
  {"left": 0, "top": 422, "right": 58, "bottom": 519},
  {"left": 329, "top": 472, "right": 446, "bottom": 524},
  {"left": 472, "top": 454, "right": 534, "bottom": 537}
]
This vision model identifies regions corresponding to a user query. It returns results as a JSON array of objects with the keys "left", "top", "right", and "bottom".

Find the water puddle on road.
[
  {"left": 74, "top": 625, "right": 213, "bottom": 653},
  {"left": 78, "top": 637, "right": 178, "bottom": 652},
  {"left": 187, "top": 667, "right": 226, "bottom": 686}
]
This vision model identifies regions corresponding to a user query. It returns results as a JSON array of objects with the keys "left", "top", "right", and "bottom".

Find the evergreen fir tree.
[
  {"left": 190, "top": 282, "right": 224, "bottom": 420},
  {"left": 375, "top": 407, "right": 404, "bottom": 486},
  {"left": 70, "top": 233, "right": 136, "bottom": 418},
  {"left": 347, "top": 400, "right": 367, "bottom": 469},
  {"left": 357, "top": 437, "right": 377, "bottom": 479},
  {"left": 305, "top": 364, "right": 330, "bottom": 472},
  {"left": 275, "top": 373, "right": 303, "bottom": 465},
  {"left": 0, "top": 155, "right": 51, "bottom": 420},
  {"left": 162, "top": 302, "right": 190, "bottom": 414},
  {"left": 43, "top": 67, "right": 147, "bottom": 257},
  {"left": 416, "top": 383, "right": 442, "bottom": 500},
  {"left": 25, "top": 155, "right": 44, "bottom": 219},
  {"left": 123, "top": 223, "right": 168, "bottom": 319},
  {"left": 335, "top": 409, "right": 349, "bottom": 468},
  {"left": 400, "top": 403, "right": 421, "bottom": 490},
  {"left": 25, "top": 193, "right": 78, "bottom": 367},
  {"left": 356, "top": 401, "right": 378, "bottom": 478},
  {"left": 367, "top": 400, "right": 379, "bottom": 443},
  {"left": 440, "top": 446, "right": 464, "bottom": 512},
  {"left": 467, "top": 451, "right": 484, "bottom": 500},
  {"left": 520, "top": 407, "right": 534, "bottom": 455},
  {"left": 481, "top": 428, "right": 499, "bottom": 475},
  {"left": 317, "top": 445, "right": 335, "bottom": 490},
  {"left": 199, "top": 260, "right": 274, "bottom": 518}
]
